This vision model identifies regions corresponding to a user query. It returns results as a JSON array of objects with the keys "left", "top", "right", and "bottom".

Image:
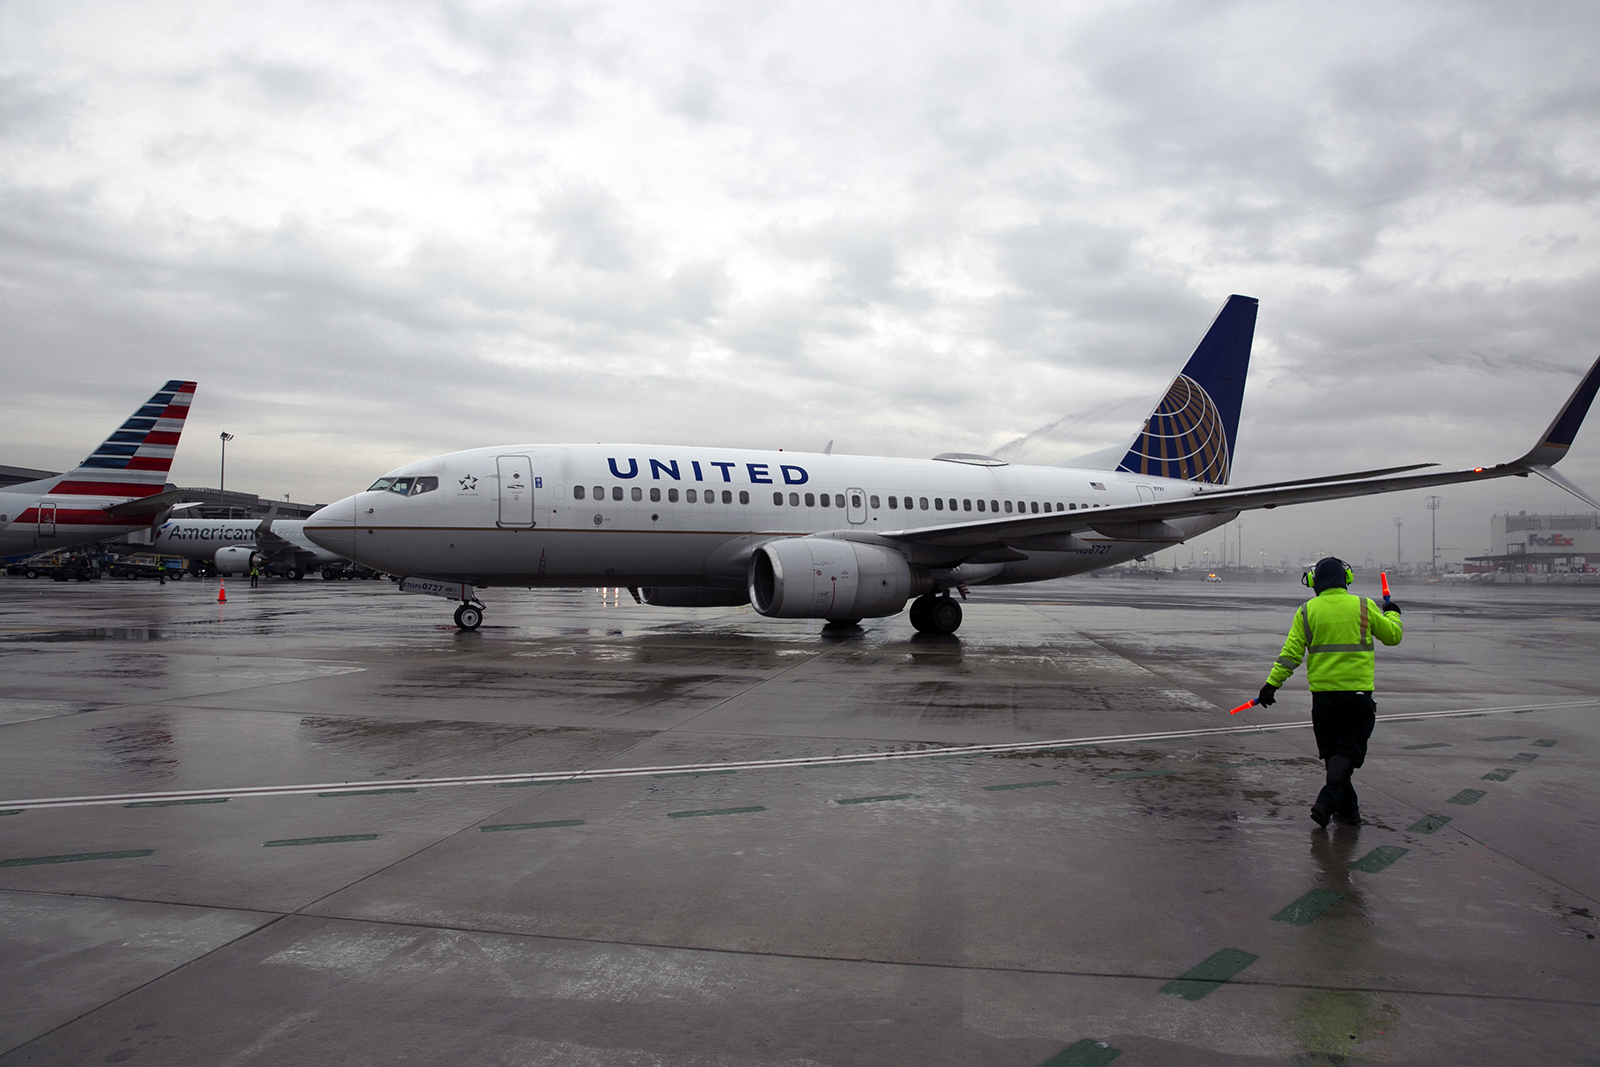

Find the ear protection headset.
[{"left": 1301, "top": 557, "right": 1355, "bottom": 589}]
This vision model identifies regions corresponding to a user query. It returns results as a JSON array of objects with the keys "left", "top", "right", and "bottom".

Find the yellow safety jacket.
[{"left": 1266, "top": 588, "right": 1403, "bottom": 692}]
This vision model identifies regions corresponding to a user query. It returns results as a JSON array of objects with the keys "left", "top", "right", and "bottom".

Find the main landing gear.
[
  {"left": 908, "top": 592, "right": 962, "bottom": 635},
  {"left": 453, "top": 602, "right": 484, "bottom": 632}
]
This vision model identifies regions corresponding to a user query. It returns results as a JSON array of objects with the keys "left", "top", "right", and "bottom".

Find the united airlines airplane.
[
  {"left": 0, "top": 381, "right": 199, "bottom": 560},
  {"left": 303, "top": 297, "right": 1600, "bottom": 633}
]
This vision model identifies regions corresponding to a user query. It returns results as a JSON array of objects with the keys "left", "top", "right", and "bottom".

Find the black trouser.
[{"left": 1310, "top": 690, "right": 1376, "bottom": 817}]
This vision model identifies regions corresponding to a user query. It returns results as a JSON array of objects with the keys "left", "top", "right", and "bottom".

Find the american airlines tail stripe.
[
  {"left": 48, "top": 480, "right": 166, "bottom": 497},
  {"left": 16, "top": 508, "right": 157, "bottom": 526}
]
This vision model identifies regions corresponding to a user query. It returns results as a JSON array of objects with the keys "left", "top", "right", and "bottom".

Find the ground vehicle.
[
  {"left": 108, "top": 553, "right": 187, "bottom": 580},
  {"left": 6, "top": 552, "right": 100, "bottom": 580},
  {"left": 319, "top": 562, "right": 386, "bottom": 580}
]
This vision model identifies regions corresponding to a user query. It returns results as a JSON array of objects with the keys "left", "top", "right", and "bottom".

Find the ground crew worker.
[
  {"left": 249, "top": 564, "right": 260, "bottom": 589},
  {"left": 1257, "top": 557, "right": 1403, "bottom": 828}
]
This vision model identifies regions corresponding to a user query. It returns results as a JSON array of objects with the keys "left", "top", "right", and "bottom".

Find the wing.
[{"left": 882, "top": 352, "right": 1600, "bottom": 553}]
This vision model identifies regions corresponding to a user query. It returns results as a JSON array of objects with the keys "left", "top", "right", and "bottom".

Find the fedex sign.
[{"left": 1528, "top": 533, "right": 1575, "bottom": 547}]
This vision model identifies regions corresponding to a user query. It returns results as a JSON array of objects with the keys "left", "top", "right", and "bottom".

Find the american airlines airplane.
[
  {"left": 152, "top": 515, "right": 348, "bottom": 578},
  {"left": 303, "top": 297, "right": 1600, "bottom": 633},
  {"left": 0, "top": 381, "right": 199, "bottom": 560}
]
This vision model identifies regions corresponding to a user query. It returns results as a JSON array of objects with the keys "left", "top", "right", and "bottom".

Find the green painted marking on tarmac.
[
  {"left": 1271, "top": 889, "right": 1343, "bottom": 925},
  {"left": 124, "top": 797, "right": 229, "bottom": 808},
  {"left": 1408, "top": 814, "right": 1451, "bottom": 833},
  {"left": 1036, "top": 1038, "right": 1121, "bottom": 1067},
  {"left": 652, "top": 770, "right": 736, "bottom": 779},
  {"left": 1402, "top": 743, "right": 1449, "bottom": 750},
  {"left": 263, "top": 835, "right": 379, "bottom": 847},
  {"left": 0, "top": 810, "right": 22, "bottom": 817},
  {"left": 480, "top": 819, "right": 585, "bottom": 832},
  {"left": 1448, "top": 788, "right": 1486, "bottom": 805},
  {"left": 1110, "top": 770, "right": 1173, "bottom": 780},
  {"left": 1478, "top": 735, "right": 1525, "bottom": 742},
  {"left": 317, "top": 788, "right": 418, "bottom": 797},
  {"left": 0, "top": 849, "right": 153, "bottom": 867},
  {"left": 836, "top": 794, "right": 918, "bottom": 805},
  {"left": 1513, "top": 752, "right": 1539, "bottom": 762},
  {"left": 1159, "top": 948, "right": 1259, "bottom": 1000},
  {"left": 1348, "top": 845, "right": 1408, "bottom": 873},
  {"left": 667, "top": 806, "right": 766, "bottom": 818},
  {"left": 1533, "top": 739, "right": 1557, "bottom": 747},
  {"left": 1481, "top": 768, "right": 1517, "bottom": 782},
  {"left": 983, "top": 780, "right": 1060, "bottom": 791}
]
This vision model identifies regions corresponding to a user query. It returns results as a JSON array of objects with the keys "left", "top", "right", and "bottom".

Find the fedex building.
[{"left": 1468, "top": 512, "right": 1600, "bottom": 574}]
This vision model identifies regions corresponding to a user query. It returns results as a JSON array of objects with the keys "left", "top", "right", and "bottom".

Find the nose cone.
[{"left": 304, "top": 494, "right": 358, "bottom": 555}]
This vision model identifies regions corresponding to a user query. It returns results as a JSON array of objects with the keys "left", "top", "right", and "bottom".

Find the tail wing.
[
  {"left": 1115, "top": 295, "right": 1257, "bottom": 484},
  {"left": 49, "top": 381, "right": 198, "bottom": 501}
]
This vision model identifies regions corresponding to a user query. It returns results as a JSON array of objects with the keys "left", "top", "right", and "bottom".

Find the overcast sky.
[{"left": 4, "top": 0, "right": 1599, "bottom": 567}]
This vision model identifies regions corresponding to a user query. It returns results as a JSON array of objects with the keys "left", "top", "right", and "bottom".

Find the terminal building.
[{"left": 1465, "top": 512, "right": 1599, "bottom": 575}]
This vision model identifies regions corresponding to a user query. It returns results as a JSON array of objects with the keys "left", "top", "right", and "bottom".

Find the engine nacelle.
[
  {"left": 640, "top": 587, "right": 751, "bottom": 608},
  {"left": 748, "top": 538, "right": 929, "bottom": 619},
  {"left": 213, "top": 546, "right": 263, "bottom": 575}
]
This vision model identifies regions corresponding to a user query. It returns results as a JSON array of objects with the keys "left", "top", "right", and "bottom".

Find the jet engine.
[
  {"left": 214, "top": 546, "right": 263, "bottom": 575},
  {"left": 640, "top": 587, "right": 751, "bottom": 608},
  {"left": 748, "top": 538, "right": 930, "bottom": 619}
]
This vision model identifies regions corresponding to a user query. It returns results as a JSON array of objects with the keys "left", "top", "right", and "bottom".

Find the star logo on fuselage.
[{"left": 459, "top": 475, "right": 478, "bottom": 491}]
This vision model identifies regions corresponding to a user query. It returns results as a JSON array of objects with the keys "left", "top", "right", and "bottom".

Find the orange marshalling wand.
[
  {"left": 1380, "top": 571, "right": 1391, "bottom": 600},
  {"left": 1229, "top": 699, "right": 1256, "bottom": 715}
]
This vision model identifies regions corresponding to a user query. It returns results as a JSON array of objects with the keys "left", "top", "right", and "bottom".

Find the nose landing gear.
[
  {"left": 453, "top": 602, "right": 484, "bottom": 631},
  {"left": 909, "top": 592, "right": 963, "bottom": 634}
]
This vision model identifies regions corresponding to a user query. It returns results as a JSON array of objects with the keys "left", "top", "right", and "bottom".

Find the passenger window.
[
  {"left": 613, "top": 487, "right": 624, "bottom": 502},
  {"left": 707, "top": 492, "right": 717, "bottom": 505},
  {"left": 963, "top": 499, "right": 971, "bottom": 511},
  {"left": 934, "top": 498, "right": 944, "bottom": 511},
  {"left": 736, "top": 491, "right": 746, "bottom": 504},
  {"left": 990, "top": 500, "right": 998, "bottom": 512},
  {"left": 631, "top": 487, "right": 643, "bottom": 502},
  {"left": 836, "top": 494, "right": 845, "bottom": 508},
  {"left": 668, "top": 488, "right": 679, "bottom": 502},
  {"left": 687, "top": 489, "right": 698, "bottom": 503},
  {"left": 1030, "top": 501, "right": 1038, "bottom": 513},
  {"left": 650, "top": 487, "right": 661, "bottom": 502},
  {"left": 388, "top": 478, "right": 413, "bottom": 495},
  {"left": 1004, "top": 501, "right": 1013, "bottom": 513},
  {"left": 789, "top": 492, "right": 800, "bottom": 506},
  {"left": 888, "top": 496, "right": 898, "bottom": 509},
  {"left": 773, "top": 492, "right": 784, "bottom": 505},
  {"left": 410, "top": 477, "right": 438, "bottom": 495},
  {"left": 851, "top": 494, "right": 861, "bottom": 508},
  {"left": 976, "top": 500, "right": 985, "bottom": 512},
  {"left": 1040, "top": 501, "right": 1049, "bottom": 512},
  {"left": 1069, "top": 502, "right": 1076, "bottom": 510},
  {"left": 593, "top": 486, "right": 603, "bottom": 500},
  {"left": 367, "top": 478, "right": 394, "bottom": 492},
  {"left": 1056, "top": 502, "right": 1064, "bottom": 511},
  {"left": 869, "top": 495, "right": 879, "bottom": 509},
  {"left": 819, "top": 493, "right": 830, "bottom": 507},
  {"left": 573, "top": 485, "right": 586, "bottom": 500},
  {"left": 805, "top": 493, "right": 815, "bottom": 506},
  {"left": 919, "top": 498, "right": 928, "bottom": 510}
]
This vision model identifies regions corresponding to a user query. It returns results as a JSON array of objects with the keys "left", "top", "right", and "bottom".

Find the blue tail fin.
[{"left": 1116, "top": 294, "right": 1257, "bottom": 484}]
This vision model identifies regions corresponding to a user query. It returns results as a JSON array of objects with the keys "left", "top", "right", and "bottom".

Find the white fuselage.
[
  {"left": 0, "top": 486, "right": 155, "bottom": 560},
  {"left": 151, "top": 518, "right": 343, "bottom": 566},
  {"left": 304, "top": 444, "right": 1229, "bottom": 588}
]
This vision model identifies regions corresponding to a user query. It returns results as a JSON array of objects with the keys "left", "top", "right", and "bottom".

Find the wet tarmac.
[{"left": 0, "top": 574, "right": 1595, "bottom": 1065}]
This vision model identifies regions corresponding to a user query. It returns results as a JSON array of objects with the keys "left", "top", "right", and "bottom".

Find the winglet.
[{"left": 1518, "top": 353, "right": 1600, "bottom": 468}]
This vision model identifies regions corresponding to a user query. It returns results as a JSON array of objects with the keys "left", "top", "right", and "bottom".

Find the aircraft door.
[
  {"left": 38, "top": 504, "right": 56, "bottom": 536},
  {"left": 846, "top": 487, "right": 867, "bottom": 525},
  {"left": 1137, "top": 485, "right": 1155, "bottom": 503},
  {"left": 497, "top": 455, "right": 536, "bottom": 527}
]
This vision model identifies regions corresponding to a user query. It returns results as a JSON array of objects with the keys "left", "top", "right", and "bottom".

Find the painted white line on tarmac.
[{"left": 2, "top": 698, "right": 1592, "bottom": 811}]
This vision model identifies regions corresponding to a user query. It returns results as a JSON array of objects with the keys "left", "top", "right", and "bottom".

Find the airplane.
[
  {"left": 151, "top": 514, "right": 351, "bottom": 579},
  {"left": 303, "top": 296, "right": 1600, "bottom": 633},
  {"left": 0, "top": 381, "right": 200, "bottom": 560}
]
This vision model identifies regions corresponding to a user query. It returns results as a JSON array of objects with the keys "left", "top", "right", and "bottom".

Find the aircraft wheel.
[
  {"left": 454, "top": 604, "right": 483, "bottom": 631},
  {"left": 286, "top": 568, "right": 302, "bottom": 581},
  {"left": 908, "top": 594, "right": 936, "bottom": 633},
  {"left": 929, "top": 596, "right": 963, "bottom": 634},
  {"left": 322, "top": 568, "right": 338, "bottom": 580},
  {"left": 824, "top": 618, "right": 861, "bottom": 628}
]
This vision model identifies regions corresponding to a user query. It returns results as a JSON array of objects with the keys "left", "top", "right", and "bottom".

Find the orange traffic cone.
[{"left": 217, "top": 584, "right": 226, "bottom": 603}]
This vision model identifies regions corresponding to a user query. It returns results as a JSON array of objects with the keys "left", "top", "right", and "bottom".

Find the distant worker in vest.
[
  {"left": 249, "top": 564, "right": 260, "bottom": 589},
  {"left": 1256, "top": 557, "right": 1403, "bottom": 829}
]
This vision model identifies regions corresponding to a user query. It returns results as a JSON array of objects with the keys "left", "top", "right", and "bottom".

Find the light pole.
[
  {"left": 219, "top": 432, "right": 234, "bottom": 518},
  {"left": 1426, "top": 496, "right": 1442, "bottom": 575},
  {"left": 1394, "top": 518, "right": 1403, "bottom": 572}
]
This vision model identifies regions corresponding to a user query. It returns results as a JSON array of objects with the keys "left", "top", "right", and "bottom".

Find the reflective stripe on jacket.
[{"left": 1266, "top": 588, "right": 1403, "bottom": 692}]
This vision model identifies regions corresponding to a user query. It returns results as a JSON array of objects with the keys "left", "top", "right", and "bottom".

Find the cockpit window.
[
  {"left": 387, "top": 478, "right": 414, "bottom": 495},
  {"left": 410, "top": 476, "right": 439, "bottom": 496},
  {"left": 368, "top": 478, "right": 394, "bottom": 492}
]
